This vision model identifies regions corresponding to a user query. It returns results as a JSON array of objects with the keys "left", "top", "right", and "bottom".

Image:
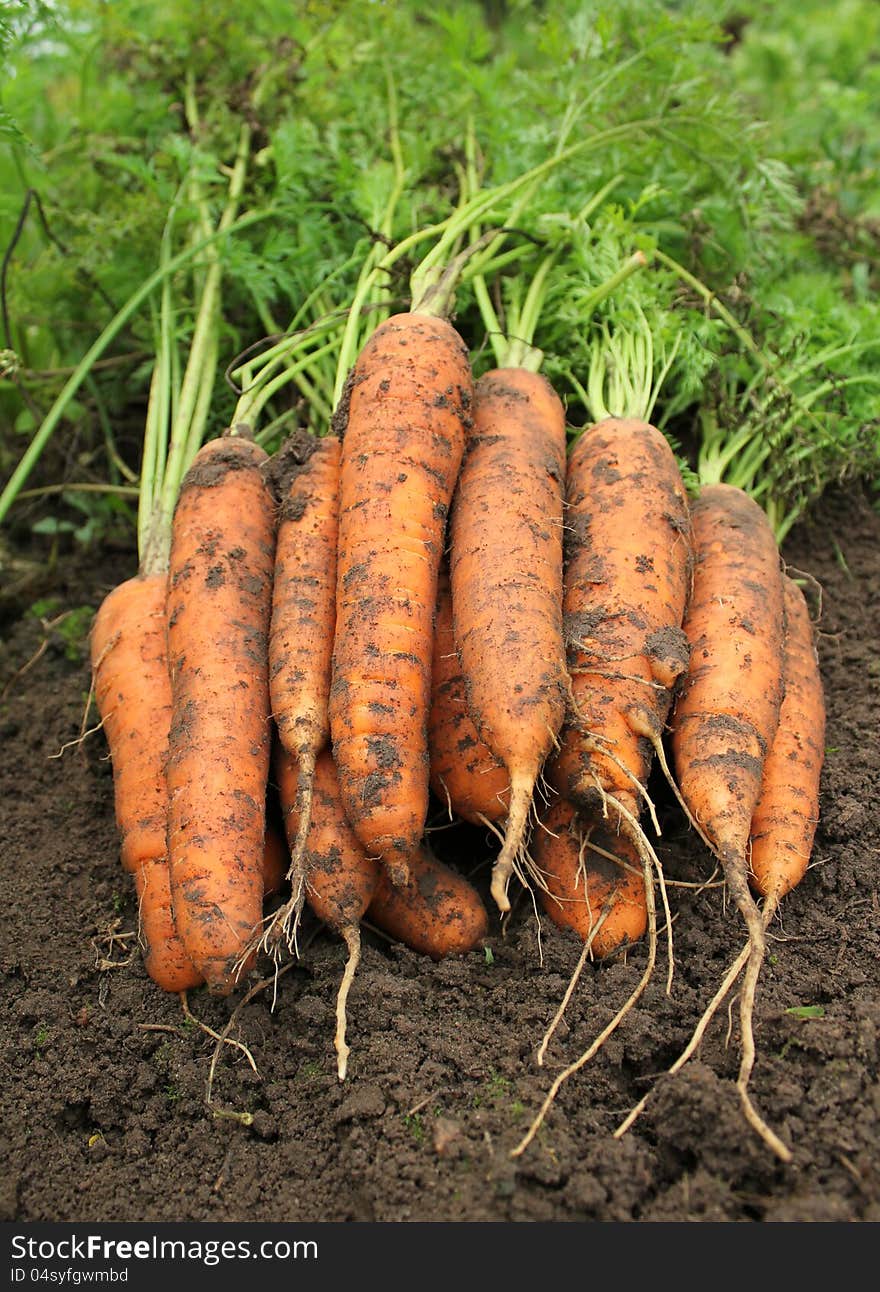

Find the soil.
[{"left": 2, "top": 485, "right": 879, "bottom": 1225}]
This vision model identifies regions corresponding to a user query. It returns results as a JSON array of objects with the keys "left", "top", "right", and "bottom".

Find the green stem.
[
  {"left": 652, "top": 248, "right": 831, "bottom": 447},
  {"left": 0, "top": 204, "right": 272, "bottom": 528}
]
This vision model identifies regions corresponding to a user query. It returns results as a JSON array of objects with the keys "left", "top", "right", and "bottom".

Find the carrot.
[
  {"left": 428, "top": 565, "right": 510, "bottom": 826},
  {"left": 534, "top": 798, "right": 648, "bottom": 959},
  {"left": 275, "top": 744, "right": 380, "bottom": 1079},
  {"left": 368, "top": 848, "right": 489, "bottom": 961},
  {"left": 449, "top": 366, "right": 568, "bottom": 913},
  {"left": 748, "top": 575, "right": 825, "bottom": 910},
  {"left": 91, "top": 574, "right": 202, "bottom": 993},
  {"left": 165, "top": 429, "right": 276, "bottom": 995},
  {"left": 669, "top": 481, "right": 788, "bottom": 1159},
  {"left": 87, "top": 129, "right": 256, "bottom": 996},
  {"left": 550, "top": 418, "right": 692, "bottom": 839},
  {"left": 329, "top": 311, "right": 472, "bottom": 888},
  {"left": 266, "top": 429, "right": 341, "bottom": 943}
]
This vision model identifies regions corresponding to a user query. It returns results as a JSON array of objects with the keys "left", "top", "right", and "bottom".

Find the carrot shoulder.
[
  {"left": 449, "top": 367, "right": 568, "bottom": 912},
  {"left": 165, "top": 433, "right": 276, "bottom": 995},
  {"left": 91, "top": 574, "right": 202, "bottom": 993},
  {"left": 330, "top": 311, "right": 472, "bottom": 888},
  {"left": 749, "top": 575, "right": 825, "bottom": 906}
]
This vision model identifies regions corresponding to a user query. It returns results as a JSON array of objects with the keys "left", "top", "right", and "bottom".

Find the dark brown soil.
[{"left": 2, "top": 485, "right": 879, "bottom": 1224}]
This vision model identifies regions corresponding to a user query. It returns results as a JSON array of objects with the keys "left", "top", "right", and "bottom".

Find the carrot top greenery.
[{"left": 2, "top": 0, "right": 878, "bottom": 541}]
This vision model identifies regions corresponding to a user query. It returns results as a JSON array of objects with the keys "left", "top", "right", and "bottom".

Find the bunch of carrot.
[{"left": 89, "top": 173, "right": 824, "bottom": 1147}]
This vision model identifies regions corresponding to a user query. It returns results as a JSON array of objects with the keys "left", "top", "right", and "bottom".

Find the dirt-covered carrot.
[
  {"left": 267, "top": 429, "right": 341, "bottom": 943},
  {"left": 534, "top": 799, "right": 648, "bottom": 959},
  {"left": 670, "top": 481, "right": 787, "bottom": 1157},
  {"left": 275, "top": 744, "right": 380, "bottom": 1079},
  {"left": 89, "top": 126, "right": 252, "bottom": 995},
  {"left": 368, "top": 848, "right": 489, "bottom": 961},
  {"left": 91, "top": 575, "right": 202, "bottom": 993},
  {"left": 329, "top": 310, "right": 472, "bottom": 888},
  {"left": 449, "top": 366, "right": 568, "bottom": 913},
  {"left": 428, "top": 566, "right": 510, "bottom": 826},
  {"left": 550, "top": 417, "right": 692, "bottom": 834},
  {"left": 748, "top": 575, "right": 825, "bottom": 910},
  {"left": 447, "top": 220, "right": 645, "bottom": 915},
  {"left": 166, "top": 429, "right": 276, "bottom": 995}
]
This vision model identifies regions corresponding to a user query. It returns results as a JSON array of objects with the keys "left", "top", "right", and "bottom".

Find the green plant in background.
[{"left": 1, "top": 0, "right": 878, "bottom": 543}]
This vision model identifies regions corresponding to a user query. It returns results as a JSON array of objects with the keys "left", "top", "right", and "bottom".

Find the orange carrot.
[
  {"left": 91, "top": 574, "right": 203, "bottom": 993},
  {"left": 165, "top": 430, "right": 276, "bottom": 995},
  {"left": 275, "top": 744, "right": 380, "bottom": 1079},
  {"left": 267, "top": 429, "right": 341, "bottom": 942},
  {"left": 749, "top": 575, "right": 825, "bottom": 909},
  {"left": 449, "top": 367, "right": 568, "bottom": 913},
  {"left": 550, "top": 418, "right": 692, "bottom": 844},
  {"left": 669, "top": 481, "right": 787, "bottom": 1158},
  {"left": 534, "top": 799, "right": 648, "bottom": 959},
  {"left": 428, "top": 566, "right": 510, "bottom": 826},
  {"left": 368, "top": 848, "right": 489, "bottom": 961},
  {"left": 329, "top": 312, "right": 472, "bottom": 888},
  {"left": 671, "top": 484, "right": 785, "bottom": 896}
]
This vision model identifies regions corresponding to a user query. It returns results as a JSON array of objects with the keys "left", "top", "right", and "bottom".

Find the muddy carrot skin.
[
  {"left": 165, "top": 433, "right": 276, "bottom": 995},
  {"left": 275, "top": 744, "right": 381, "bottom": 936},
  {"left": 276, "top": 744, "right": 380, "bottom": 1080},
  {"left": 534, "top": 798, "right": 648, "bottom": 959},
  {"left": 268, "top": 430, "right": 340, "bottom": 929},
  {"left": 670, "top": 482, "right": 788, "bottom": 1157},
  {"left": 550, "top": 418, "right": 692, "bottom": 831},
  {"left": 671, "top": 483, "right": 786, "bottom": 883},
  {"left": 91, "top": 574, "right": 202, "bottom": 992},
  {"left": 368, "top": 849, "right": 489, "bottom": 961},
  {"left": 428, "top": 566, "right": 510, "bottom": 825},
  {"left": 449, "top": 368, "right": 568, "bottom": 912},
  {"left": 330, "top": 312, "right": 472, "bottom": 888},
  {"left": 749, "top": 575, "right": 825, "bottom": 904},
  {"left": 270, "top": 431, "right": 339, "bottom": 763}
]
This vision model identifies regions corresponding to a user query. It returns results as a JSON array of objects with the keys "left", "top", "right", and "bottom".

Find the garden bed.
[{"left": 1, "top": 483, "right": 878, "bottom": 1224}]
